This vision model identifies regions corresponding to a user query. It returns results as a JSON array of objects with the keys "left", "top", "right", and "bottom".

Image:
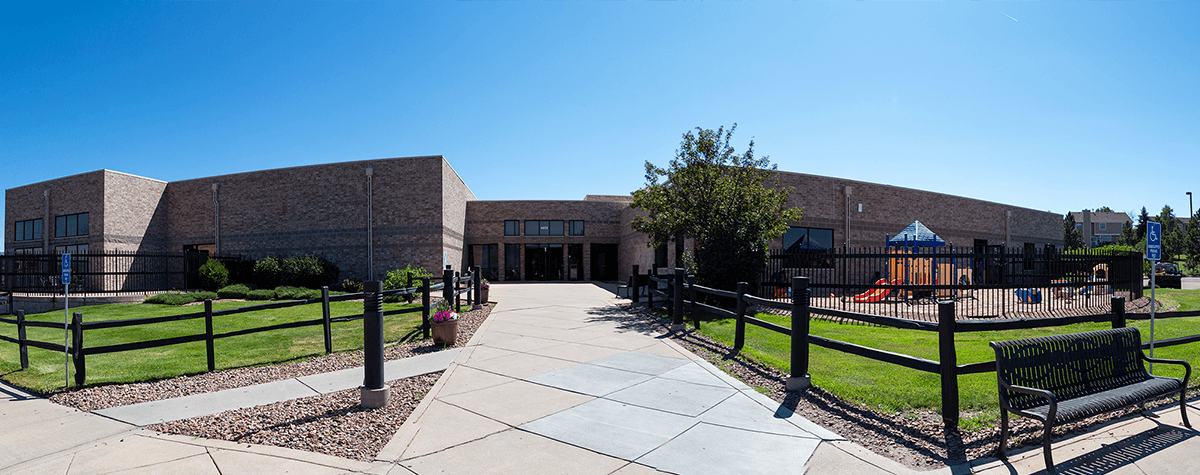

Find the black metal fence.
[
  {"left": 1, "top": 251, "right": 187, "bottom": 295},
  {"left": 760, "top": 246, "right": 1143, "bottom": 320}
]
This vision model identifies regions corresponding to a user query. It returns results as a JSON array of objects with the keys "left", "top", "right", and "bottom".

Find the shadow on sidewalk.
[{"left": 991, "top": 423, "right": 1197, "bottom": 475}]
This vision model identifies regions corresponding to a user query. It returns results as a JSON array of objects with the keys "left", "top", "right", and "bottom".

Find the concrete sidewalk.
[{"left": 2, "top": 281, "right": 1198, "bottom": 474}]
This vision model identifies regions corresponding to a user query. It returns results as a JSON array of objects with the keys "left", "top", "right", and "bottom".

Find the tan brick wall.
[
  {"left": 102, "top": 171, "right": 169, "bottom": 252},
  {"left": 5, "top": 170, "right": 106, "bottom": 254}
]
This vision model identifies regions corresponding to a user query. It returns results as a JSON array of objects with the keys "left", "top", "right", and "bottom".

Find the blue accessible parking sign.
[
  {"left": 1146, "top": 221, "right": 1161, "bottom": 261},
  {"left": 62, "top": 253, "right": 71, "bottom": 285}
]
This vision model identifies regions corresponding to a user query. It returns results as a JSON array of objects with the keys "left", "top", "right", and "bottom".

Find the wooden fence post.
[
  {"left": 17, "top": 310, "right": 28, "bottom": 370},
  {"left": 938, "top": 300, "right": 959, "bottom": 428},
  {"left": 422, "top": 277, "right": 431, "bottom": 338},
  {"left": 454, "top": 270, "right": 462, "bottom": 313},
  {"left": 672, "top": 268, "right": 684, "bottom": 330},
  {"left": 787, "top": 277, "right": 811, "bottom": 390},
  {"left": 647, "top": 268, "right": 655, "bottom": 308},
  {"left": 688, "top": 274, "right": 698, "bottom": 329},
  {"left": 71, "top": 312, "right": 84, "bottom": 387},
  {"left": 734, "top": 282, "right": 748, "bottom": 352},
  {"left": 472, "top": 266, "right": 481, "bottom": 309},
  {"left": 205, "top": 299, "right": 215, "bottom": 371},
  {"left": 443, "top": 266, "right": 454, "bottom": 312},
  {"left": 322, "top": 286, "right": 332, "bottom": 354},
  {"left": 631, "top": 265, "right": 640, "bottom": 304},
  {"left": 1111, "top": 295, "right": 1126, "bottom": 329}
]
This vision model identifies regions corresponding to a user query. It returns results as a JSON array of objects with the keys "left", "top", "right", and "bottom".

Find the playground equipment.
[
  {"left": 851, "top": 278, "right": 901, "bottom": 303},
  {"left": 882, "top": 221, "right": 959, "bottom": 300}
]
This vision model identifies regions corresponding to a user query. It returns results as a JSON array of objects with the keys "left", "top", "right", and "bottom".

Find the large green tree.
[
  {"left": 1160, "top": 205, "right": 1184, "bottom": 260},
  {"left": 1063, "top": 213, "right": 1084, "bottom": 249},
  {"left": 631, "top": 124, "right": 803, "bottom": 293},
  {"left": 1136, "top": 207, "right": 1150, "bottom": 242}
]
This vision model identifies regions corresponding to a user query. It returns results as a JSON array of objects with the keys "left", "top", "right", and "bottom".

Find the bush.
[
  {"left": 223, "top": 257, "right": 256, "bottom": 285},
  {"left": 275, "top": 286, "right": 321, "bottom": 300},
  {"left": 253, "top": 257, "right": 284, "bottom": 289},
  {"left": 384, "top": 264, "right": 434, "bottom": 303},
  {"left": 246, "top": 289, "right": 276, "bottom": 301},
  {"left": 341, "top": 278, "right": 363, "bottom": 293},
  {"left": 144, "top": 291, "right": 217, "bottom": 306},
  {"left": 252, "top": 255, "right": 340, "bottom": 289},
  {"left": 198, "top": 259, "right": 229, "bottom": 291},
  {"left": 217, "top": 283, "right": 252, "bottom": 299}
]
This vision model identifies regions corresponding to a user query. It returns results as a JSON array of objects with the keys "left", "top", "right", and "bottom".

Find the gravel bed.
[
  {"left": 148, "top": 372, "right": 441, "bottom": 461},
  {"left": 51, "top": 302, "right": 492, "bottom": 412},
  {"left": 622, "top": 303, "right": 1199, "bottom": 470}
]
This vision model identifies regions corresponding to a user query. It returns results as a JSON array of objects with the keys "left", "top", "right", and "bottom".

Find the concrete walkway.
[{"left": 2, "top": 282, "right": 1199, "bottom": 474}]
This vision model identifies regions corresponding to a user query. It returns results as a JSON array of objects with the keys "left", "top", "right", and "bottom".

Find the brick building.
[{"left": 5, "top": 156, "right": 1065, "bottom": 287}]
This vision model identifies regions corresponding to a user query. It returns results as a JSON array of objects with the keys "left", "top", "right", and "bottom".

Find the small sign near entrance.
[
  {"left": 1146, "top": 221, "right": 1162, "bottom": 261},
  {"left": 62, "top": 253, "right": 71, "bottom": 285}
]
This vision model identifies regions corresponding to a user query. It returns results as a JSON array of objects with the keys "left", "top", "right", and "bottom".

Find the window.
[
  {"left": 55, "top": 213, "right": 89, "bottom": 238},
  {"left": 1099, "top": 223, "right": 1107, "bottom": 231},
  {"left": 781, "top": 227, "right": 835, "bottom": 268},
  {"left": 55, "top": 244, "right": 89, "bottom": 254},
  {"left": 569, "top": 220, "right": 585, "bottom": 236},
  {"left": 524, "top": 220, "right": 564, "bottom": 236},
  {"left": 14, "top": 219, "right": 42, "bottom": 241},
  {"left": 504, "top": 220, "right": 519, "bottom": 236},
  {"left": 14, "top": 247, "right": 42, "bottom": 255}
]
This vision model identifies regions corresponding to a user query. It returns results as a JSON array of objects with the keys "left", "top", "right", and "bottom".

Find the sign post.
[
  {"left": 1146, "top": 221, "right": 1161, "bottom": 371},
  {"left": 62, "top": 253, "right": 71, "bottom": 388}
]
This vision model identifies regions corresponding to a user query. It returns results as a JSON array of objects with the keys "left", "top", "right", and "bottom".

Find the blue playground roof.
[{"left": 888, "top": 221, "right": 946, "bottom": 247}]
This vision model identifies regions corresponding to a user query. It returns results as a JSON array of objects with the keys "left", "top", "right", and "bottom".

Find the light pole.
[{"left": 1188, "top": 191, "right": 1193, "bottom": 224}]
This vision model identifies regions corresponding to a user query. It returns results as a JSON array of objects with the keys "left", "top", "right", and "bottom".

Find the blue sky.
[{"left": 4, "top": 1, "right": 1199, "bottom": 241}]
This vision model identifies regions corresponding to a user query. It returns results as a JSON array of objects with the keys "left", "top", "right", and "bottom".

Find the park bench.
[{"left": 990, "top": 327, "right": 1191, "bottom": 473}]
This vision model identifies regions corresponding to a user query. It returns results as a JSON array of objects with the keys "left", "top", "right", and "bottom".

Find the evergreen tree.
[
  {"left": 1063, "top": 214, "right": 1084, "bottom": 249},
  {"left": 1136, "top": 207, "right": 1150, "bottom": 242},
  {"left": 1120, "top": 220, "right": 1136, "bottom": 246}
]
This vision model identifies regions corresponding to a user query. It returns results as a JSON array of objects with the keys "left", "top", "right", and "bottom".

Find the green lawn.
[
  {"left": 1, "top": 299, "right": 425, "bottom": 393},
  {"left": 687, "top": 288, "right": 1200, "bottom": 425}
]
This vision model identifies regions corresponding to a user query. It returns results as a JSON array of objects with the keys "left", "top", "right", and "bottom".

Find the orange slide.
[{"left": 852, "top": 279, "right": 900, "bottom": 303}]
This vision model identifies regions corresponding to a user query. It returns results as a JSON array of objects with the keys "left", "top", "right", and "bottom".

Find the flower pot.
[
  {"left": 480, "top": 287, "right": 489, "bottom": 305},
  {"left": 431, "top": 319, "right": 458, "bottom": 345}
]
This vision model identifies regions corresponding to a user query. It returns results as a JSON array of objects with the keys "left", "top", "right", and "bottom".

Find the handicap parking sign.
[
  {"left": 1146, "top": 221, "right": 1161, "bottom": 261},
  {"left": 62, "top": 253, "right": 71, "bottom": 285}
]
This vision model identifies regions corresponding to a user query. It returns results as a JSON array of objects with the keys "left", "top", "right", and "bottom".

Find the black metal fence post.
[
  {"left": 787, "top": 277, "right": 811, "bottom": 390},
  {"left": 631, "top": 265, "right": 640, "bottom": 304},
  {"left": 421, "top": 277, "right": 431, "bottom": 338},
  {"left": 647, "top": 268, "right": 655, "bottom": 308},
  {"left": 361, "top": 280, "right": 389, "bottom": 408},
  {"left": 672, "top": 268, "right": 684, "bottom": 330},
  {"left": 938, "top": 300, "right": 959, "bottom": 428},
  {"left": 205, "top": 299, "right": 215, "bottom": 371},
  {"left": 734, "top": 282, "right": 748, "bottom": 352},
  {"left": 17, "top": 310, "right": 28, "bottom": 370},
  {"left": 1111, "top": 295, "right": 1126, "bottom": 329},
  {"left": 322, "top": 286, "right": 332, "bottom": 354},
  {"left": 71, "top": 312, "right": 84, "bottom": 387}
]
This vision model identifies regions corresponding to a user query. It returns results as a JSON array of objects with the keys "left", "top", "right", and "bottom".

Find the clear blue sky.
[{"left": 4, "top": 1, "right": 1199, "bottom": 241}]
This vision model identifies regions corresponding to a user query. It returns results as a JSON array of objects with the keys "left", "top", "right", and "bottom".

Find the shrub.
[
  {"left": 275, "top": 286, "right": 321, "bottom": 300},
  {"left": 246, "top": 289, "right": 276, "bottom": 301},
  {"left": 384, "top": 264, "right": 434, "bottom": 303},
  {"left": 223, "top": 257, "right": 256, "bottom": 285},
  {"left": 217, "top": 283, "right": 252, "bottom": 299},
  {"left": 144, "top": 291, "right": 217, "bottom": 306},
  {"left": 253, "top": 257, "right": 284, "bottom": 289},
  {"left": 198, "top": 259, "right": 229, "bottom": 291},
  {"left": 252, "top": 255, "right": 340, "bottom": 289},
  {"left": 341, "top": 278, "right": 363, "bottom": 293}
]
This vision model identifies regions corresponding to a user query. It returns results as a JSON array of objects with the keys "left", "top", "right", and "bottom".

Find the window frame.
[
  {"left": 55, "top": 212, "right": 89, "bottom": 238},
  {"left": 14, "top": 218, "right": 42, "bottom": 242},
  {"left": 523, "top": 220, "right": 565, "bottom": 236},
  {"left": 504, "top": 220, "right": 519, "bottom": 236},
  {"left": 569, "top": 220, "right": 585, "bottom": 236}
]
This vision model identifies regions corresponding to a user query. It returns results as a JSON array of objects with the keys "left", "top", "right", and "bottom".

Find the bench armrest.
[
  {"left": 1142, "top": 354, "right": 1192, "bottom": 384},
  {"left": 998, "top": 376, "right": 1059, "bottom": 421}
]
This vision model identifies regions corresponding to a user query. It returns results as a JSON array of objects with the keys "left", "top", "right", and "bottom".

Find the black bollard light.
[{"left": 361, "top": 280, "right": 390, "bottom": 408}]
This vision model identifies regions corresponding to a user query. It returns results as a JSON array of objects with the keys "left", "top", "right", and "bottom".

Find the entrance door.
[
  {"left": 568, "top": 244, "right": 583, "bottom": 281},
  {"left": 524, "top": 244, "right": 564, "bottom": 281}
]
